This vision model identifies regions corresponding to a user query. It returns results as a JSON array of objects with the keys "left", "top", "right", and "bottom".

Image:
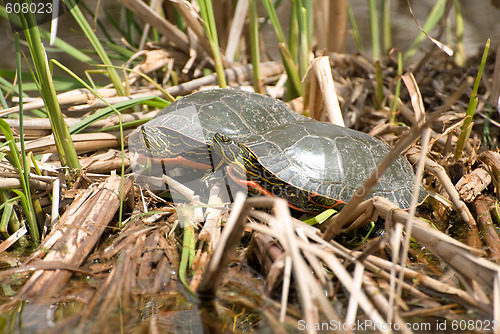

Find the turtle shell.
[
  {"left": 128, "top": 88, "right": 305, "bottom": 167},
  {"left": 233, "top": 119, "right": 427, "bottom": 210}
]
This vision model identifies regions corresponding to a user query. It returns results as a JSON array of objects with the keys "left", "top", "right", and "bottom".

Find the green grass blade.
[
  {"left": 0, "top": 202, "right": 14, "bottom": 237},
  {"left": 38, "top": 30, "right": 95, "bottom": 64},
  {"left": 249, "top": 0, "right": 262, "bottom": 93},
  {"left": 95, "top": 64, "right": 175, "bottom": 102},
  {"left": 261, "top": 0, "right": 287, "bottom": 45},
  {"left": 51, "top": 59, "right": 130, "bottom": 227},
  {"left": 303, "top": 209, "right": 336, "bottom": 226},
  {"left": 261, "top": 0, "right": 301, "bottom": 96},
  {"left": 403, "top": 0, "right": 446, "bottom": 64},
  {"left": 278, "top": 45, "right": 302, "bottom": 97},
  {"left": 68, "top": 96, "right": 168, "bottom": 134},
  {"left": 177, "top": 206, "right": 198, "bottom": 297},
  {"left": 0, "top": 120, "right": 39, "bottom": 242},
  {"left": 62, "top": 0, "right": 126, "bottom": 95},
  {"left": 347, "top": 2, "right": 364, "bottom": 53},
  {"left": 368, "top": 0, "right": 380, "bottom": 61},
  {"left": 453, "top": 0, "right": 465, "bottom": 67},
  {"left": 288, "top": 2, "right": 299, "bottom": 70},
  {"left": 296, "top": 1, "right": 309, "bottom": 78},
  {"left": 124, "top": 8, "right": 138, "bottom": 48},
  {"left": 454, "top": 39, "right": 490, "bottom": 160},
  {"left": 381, "top": 0, "right": 392, "bottom": 54},
  {"left": 0, "top": 83, "right": 8, "bottom": 109},
  {"left": 0, "top": 193, "right": 21, "bottom": 238},
  {"left": 0, "top": 69, "right": 91, "bottom": 92},
  {"left": 102, "top": 41, "right": 136, "bottom": 60},
  {"left": 12, "top": 190, "right": 38, "bottom": 240},
  {"left": 198, "top": 0, "right": 227, "bottom": 88},
  {"left": 14, "top": 33, "right": 30, "bottom": 228},
  {"left": 0, "top": 6, "right": 94, "bottom": 64},
  {"left": 78, "top": 1, "right": 117, "bottom": 44},
  {"left": 179, "top": 221, "right": 196, "bottom": 296},
  {"left": 16, "top": 2, "right": 81, "bottom": 170}
]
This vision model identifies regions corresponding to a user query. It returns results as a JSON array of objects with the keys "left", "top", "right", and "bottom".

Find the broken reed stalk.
[
  {"left": 309, "top": 56, "right": 344, "bottom": 126},
  {"left": 479, "top": 151, "right": 500, "bottom": 198},
  {"left": 225, "top": 0, "right": 248, "bottom": 62},
  {"left": 327, "top": 0, "right": 347, "bottom": 52},
  {"left": 472, "top": 196, "right": 500, "bottom": 261},
  {"left": 391, "top": 72, "right": 429, "bottom": 322},
  {"left": 18, "top": 175, "right": 133, "bottom": 300},
  {"left": 246, "top": 200, "right": 344, "bottom": 329}
]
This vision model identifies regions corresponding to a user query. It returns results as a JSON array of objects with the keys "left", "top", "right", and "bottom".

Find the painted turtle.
[
  {"left": 211, "top": 119, "right": 427, "bottom": 211},
  {"left": 128, "top": 88, "right": 305, "bottom": 169}
]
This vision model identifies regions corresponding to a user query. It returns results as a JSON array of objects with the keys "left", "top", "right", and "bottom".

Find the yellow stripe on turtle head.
[
  {"left": 212, "top": 133, "right": 251, "bottom": 178},
  {"left": 141, "top": 126, "right": 172, "bottom": 155}
]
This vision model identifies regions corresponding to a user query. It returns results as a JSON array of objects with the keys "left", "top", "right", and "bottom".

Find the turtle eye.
[{"left": 220, "top": 135, "right": 232, "bottom": 144}]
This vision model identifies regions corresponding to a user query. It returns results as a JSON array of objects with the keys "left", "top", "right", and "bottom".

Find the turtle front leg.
[
  {"left": 200, "top": 145, "right": 228, "bottom": 184},
  {"left": 200, "top": 159, "right": 225, "bottom": 183}
]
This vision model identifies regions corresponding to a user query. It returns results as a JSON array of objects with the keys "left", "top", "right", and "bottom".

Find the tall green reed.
[
  {"left": 0, "top": 38, "right": 39, "bottom": 241},
  {"left": 454, "top": 39, "right": 490, "bottom": 160},
  {"left": 261, "top": 0, "right": 302, "bottom": 97},
  {"left": 198, "top": 0, "right": 227, "bottom": 88},
  {"left": 62, "top": 0, "right": 126, "bottom": 95},
  {"left": 17, "top": 0, "right": 81, "bottom": 170}
]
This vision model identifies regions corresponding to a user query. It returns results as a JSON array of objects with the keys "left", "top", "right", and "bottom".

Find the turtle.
[
  {"left": 210, "top": 119, "right": 427, "bottom": 212},
  {"left": 128, "top": 88, "right": 305, "bottom": 169}
]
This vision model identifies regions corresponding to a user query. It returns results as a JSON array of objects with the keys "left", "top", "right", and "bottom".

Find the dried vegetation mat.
[{"left": 2, "top": 50, "right": 500, "bottom": 333}]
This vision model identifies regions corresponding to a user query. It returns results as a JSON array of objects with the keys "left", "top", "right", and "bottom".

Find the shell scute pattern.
[
  {"left": 240, "top": 120, "right": 426, "bottom": 209},
  {"left": 152, "top": 89, "right": 304, "bottom": 141},
  {"left": 130, "top": 89, "right": 304, "bottom": 161}
]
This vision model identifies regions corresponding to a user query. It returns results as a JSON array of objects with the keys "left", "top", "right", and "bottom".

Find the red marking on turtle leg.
[
  {"left": 165, "top": 156, "right": 212, "bottom": 169},
  {"left": 226, "top": 166, "right": 274, "bottom": 196},
  {"left": 308, "top": 191, "right": 346, "bottom": 210},
  {"left": 135, "top": 155, "right": 212, "bottom": 169},
  {"left": 225, "top": 167, "right": 323, "bottom": 214}
]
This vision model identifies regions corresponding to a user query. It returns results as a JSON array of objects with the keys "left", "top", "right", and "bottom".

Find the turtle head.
[
  {"left": 212, "top": 133, "right": 250, "bottom": 177},
  {"left": 212, "top": 133, "right": 244, "bottom": 163},
  {"left": 141, "top": 126, "right": 165, "bottom": 155}
]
